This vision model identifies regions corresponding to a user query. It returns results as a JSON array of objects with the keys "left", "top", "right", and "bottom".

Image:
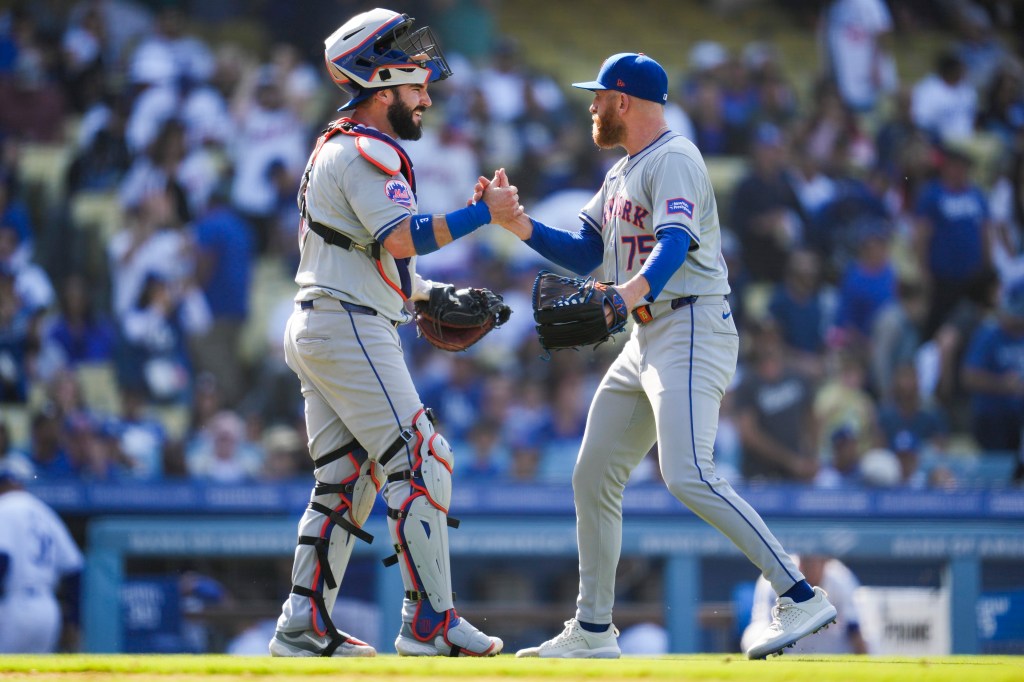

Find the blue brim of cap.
[
  {"left": 337, "top": 90, "right": 373, "bottom": 111},
  {"left": 572, "top": 80, "right": 605, "bottom": 91}
]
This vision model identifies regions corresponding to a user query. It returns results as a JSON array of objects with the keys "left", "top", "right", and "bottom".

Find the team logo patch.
[
  {"left": 667, "top": 197, "right": 694, "bottom": 218},
  {"left": 385, "top": 179, "right": 413, "bottom": 208}
]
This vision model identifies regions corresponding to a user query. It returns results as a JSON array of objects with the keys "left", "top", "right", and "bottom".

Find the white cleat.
[
  {"left": 394, "top": 616, "right": 502, "bottom": 657},
  {"left": 516, "top": 618, "right": 621, "bottom": 659},
  {"left": 745, "top": 586, "right": 838, "bottom": 659},
  {"left": 269, "top": 629, "right": 376, "bottom": 657}
]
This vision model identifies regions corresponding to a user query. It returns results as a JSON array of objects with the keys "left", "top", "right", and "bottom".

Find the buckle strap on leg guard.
[
  {"left": 290, "top": 585, "right": 343, "bottom": 657},
  {"left": 382, "top": 542, "right": 403, "bottom": 567},
  {"left": 387, "top": 505, "right": 460, "bottom": 528},
  {"left": 314, "top": 481, "right": 356, "bottom": 496},
  {"left": 298, "top": 536, "right": 336, "bottom": 590},
  {"left": 309, "top": 502, "right": 374, "bottom": 544},
  {"left": 378, "top": 429, "right": 414, "bottom": 467},
  {"left": 405, "top": 589, "right": 457, "bottom": 602},
  {"left": 314, "top": 439, "right": 364, "bottom": 468}
]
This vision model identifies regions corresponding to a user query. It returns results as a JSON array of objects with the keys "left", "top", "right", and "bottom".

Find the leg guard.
[
  {"left": 278, "top": 438, "right": 383, "bottom": 654},
  {"left": 382, "top": 408, "right": 460, "bottom": 640}
]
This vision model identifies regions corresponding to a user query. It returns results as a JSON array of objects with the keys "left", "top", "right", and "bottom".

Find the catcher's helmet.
[{"left": 324, "top": 8, "right": 452, "bottom": 110}]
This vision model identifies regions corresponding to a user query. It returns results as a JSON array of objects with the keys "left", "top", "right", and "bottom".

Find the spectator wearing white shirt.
[
  {"left": 911, "top": 50, "right": 979, "bottom": 144},
  {"left": 108, "top": 182, "right": 200, "bottom": 319},
  {"left": 229, "top": 66, "right": 308, "bottom": 253},
  {"left": 822, "top": 0, "right": 897, "bottom": 113}
]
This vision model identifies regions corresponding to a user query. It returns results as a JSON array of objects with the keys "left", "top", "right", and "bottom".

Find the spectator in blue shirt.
[
  {"left": 878, "top": 362, "right": 948, "bottom": 455},
  {"left": 189, "top": 185, "right": 254, "bottom": 406},
  {"left": 46, "top": 273, "right": 118, "bottom": 367},
  {"left": 914, "top": 146, "right": 992, "bottom": 338},
  {"left": 834, "top": 220, "right": 896, "bottom": 347},
  {"left": 962, "top": 276, "right": 1024, "bottom": 453},
  {"left": 27, "top": 405, "right": 76, "bottom": 478},
  {"left": 767, "top": 248, "right": 831, "bottom": 379}
]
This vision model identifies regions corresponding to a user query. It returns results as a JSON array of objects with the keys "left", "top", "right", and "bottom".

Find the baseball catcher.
[
  {"left": 532, "top": 270, "right": 629, "bottom": 351},
  {"left": 414, "top": 284, "right": 512, "bottom": 352}
]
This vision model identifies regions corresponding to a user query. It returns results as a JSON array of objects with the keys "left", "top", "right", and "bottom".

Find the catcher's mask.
[{"left": 324, "top": 8, "right": 452, "bottom": 110}]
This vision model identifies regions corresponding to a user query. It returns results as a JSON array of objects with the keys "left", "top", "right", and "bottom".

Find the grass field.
[{"left": 1, "top": 654, "right": 1022, "bottom": 682}]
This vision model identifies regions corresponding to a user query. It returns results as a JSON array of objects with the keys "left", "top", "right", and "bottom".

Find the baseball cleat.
[
  {"left": 269, "top": 628, "right": 376, "bottom": 657},
  {"left": 515, "top": 618, "right": 621, "bottom": 659},
  {"left": 394, "top": 616, "right": 502, "bottom": 656},
  {"left": 744, "top": 586, "right": 837, "bottom": 660}
]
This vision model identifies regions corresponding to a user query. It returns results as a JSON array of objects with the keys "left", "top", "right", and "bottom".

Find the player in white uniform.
[
  {"left": 268, "top": 8, "right": 520, "bottom": 658},
  {"left": 484, "top": 53, "right": 837, "bottom": 659},
  {"left": 0, "top": 462, "right": 83, "bottom": 653}
]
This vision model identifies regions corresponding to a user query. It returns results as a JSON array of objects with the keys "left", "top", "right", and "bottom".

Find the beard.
[
  {"left": 592, "top": 107, "right": 626, "bottom": 148},
  {"left": 387, "top": 96, "right": 424, "bottom": 141}
]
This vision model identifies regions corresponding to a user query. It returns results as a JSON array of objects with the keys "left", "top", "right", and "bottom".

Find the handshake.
[{"left": 470, "top": 169, "right": 534, "bottom": 240}]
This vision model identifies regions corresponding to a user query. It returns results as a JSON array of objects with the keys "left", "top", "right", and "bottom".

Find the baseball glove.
[
  {"left": 531, "top": 270, "right": 629, "bottom": 351},
  {"left": 414, "top": 285, "right": 512, "bottom": 352}
]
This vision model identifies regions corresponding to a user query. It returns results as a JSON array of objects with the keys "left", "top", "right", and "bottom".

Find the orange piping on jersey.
[{"left": 376, "top": 259, "right": 409, "bottom": 301}]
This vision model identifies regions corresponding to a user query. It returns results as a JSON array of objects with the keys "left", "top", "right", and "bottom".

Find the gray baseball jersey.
[
  {"left": 570, "top": 131, "right": 805, "bottom": 627},
  {"left": 297, "top": 130, "right": 417, "bottom": 323},
  {"left": 580, "top": 132, "right": 730, "bottom": 315}
]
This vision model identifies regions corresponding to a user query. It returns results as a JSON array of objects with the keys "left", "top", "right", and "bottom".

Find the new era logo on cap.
[{"left": 572, "top": 52, "right": 669, "bottom": 104}]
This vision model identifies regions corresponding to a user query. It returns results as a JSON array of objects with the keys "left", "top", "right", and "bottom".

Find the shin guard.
[
  {"left": 382, "top": 408, "right": 460, "bottom": 641},
  {"left": 281, "top": 439, "right": 382, "bottom": 647}
]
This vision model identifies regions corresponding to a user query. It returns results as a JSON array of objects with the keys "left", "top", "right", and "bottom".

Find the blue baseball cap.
[{"left": 572, "top": 52, "right": 668, "bottom": 104}]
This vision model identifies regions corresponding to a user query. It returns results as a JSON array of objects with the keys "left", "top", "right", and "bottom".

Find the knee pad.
[{"left": 409, "top": 408, "right": 454, "bottom": 511}]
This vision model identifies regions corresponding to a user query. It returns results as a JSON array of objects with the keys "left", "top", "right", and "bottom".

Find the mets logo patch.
[
  {"left": 384, "top": 179, "right": 413, "bottom": 208},
  {"left": 667, "top": 197, "right": 694, "bottom": 218}
]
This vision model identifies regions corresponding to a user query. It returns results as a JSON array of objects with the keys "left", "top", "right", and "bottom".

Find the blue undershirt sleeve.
[
  {"left": 639, "top": 228, "right": 690, "bottom": 302},
  {"left": 524, "top": 218, "right": 604, "bottom": 276}
]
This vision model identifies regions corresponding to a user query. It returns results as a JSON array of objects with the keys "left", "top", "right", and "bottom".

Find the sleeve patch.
[
  {"left": 384, "top": 179, "right": 414, "bottom": 208},
  {"left": 666, "top": 197, "right": 695, "bottom": 218}
]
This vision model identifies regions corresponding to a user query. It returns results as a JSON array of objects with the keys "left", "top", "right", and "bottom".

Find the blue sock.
[
  {"left": 782, "top": 580, "right": 815, "bottom": 603},
  {"left": 578, "top": 620, "right": 611, "bottom": 633}
]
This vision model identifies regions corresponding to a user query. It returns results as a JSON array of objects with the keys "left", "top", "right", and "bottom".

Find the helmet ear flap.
[{"left": 325, "top": 56, "right": 350, "bottom": 85}]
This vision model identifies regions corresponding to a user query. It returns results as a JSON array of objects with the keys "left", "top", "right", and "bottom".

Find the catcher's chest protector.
[{"left": 298, "top": 118, "right": 417, "bottom": 299}]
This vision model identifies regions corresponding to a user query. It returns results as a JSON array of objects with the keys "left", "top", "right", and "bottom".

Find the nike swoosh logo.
[{"left": 722, "top": 310, "right": 732, "bottom": 319}]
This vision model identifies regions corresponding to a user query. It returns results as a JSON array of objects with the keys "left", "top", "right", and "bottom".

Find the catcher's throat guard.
[{"left": 531, "top": 270, "right": 629, "bottom": 351}]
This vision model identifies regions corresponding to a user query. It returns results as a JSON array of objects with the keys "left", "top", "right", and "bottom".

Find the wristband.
[
  {"left": 445, "top": 201, "right": 491, "bottom": 240},
  {"left": 409, "top": 214, "right": 439, "bottom": 255}
]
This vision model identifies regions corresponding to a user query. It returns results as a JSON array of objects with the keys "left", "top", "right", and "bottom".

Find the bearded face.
[
  {"left": 387, "top": 92, "right": 424, "bottom": 141},
  {"left": 592, "top": 95, "right": 626, "bottom": 148}
]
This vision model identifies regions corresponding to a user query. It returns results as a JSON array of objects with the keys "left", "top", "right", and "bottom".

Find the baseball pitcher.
[{"left": 484, "top": 53, "right": 837, "bottom": 659}]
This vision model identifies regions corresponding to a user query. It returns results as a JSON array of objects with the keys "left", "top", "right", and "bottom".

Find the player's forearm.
[
  {"left": 637, "top": 228, "right": 690, "bottom": 302},
  {"left": 616, "top": 276, "right": 651, "bottom": 312},
  {"left": 524, "top": 218, "right": 603, "bottom": 275},
  {"left": 383, "top": 202, "right": 493, "bottom": 258}
]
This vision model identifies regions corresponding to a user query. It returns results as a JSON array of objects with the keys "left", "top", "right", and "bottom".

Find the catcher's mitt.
[
  {"left": 532, "top": 270, "right": 629, "bottom": 351},
  {"left": 414, "top": 285, "right": 512, "bottom": 352}
]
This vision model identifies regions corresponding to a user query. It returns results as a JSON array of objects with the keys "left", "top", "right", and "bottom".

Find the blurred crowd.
[{"left": 0, "top": 0, "right": 1021, "bottom": 490}]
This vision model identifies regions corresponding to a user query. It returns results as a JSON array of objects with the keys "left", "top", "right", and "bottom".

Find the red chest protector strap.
[{"left": 298, "top": 118, "right": 415, "bottom": 300}]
